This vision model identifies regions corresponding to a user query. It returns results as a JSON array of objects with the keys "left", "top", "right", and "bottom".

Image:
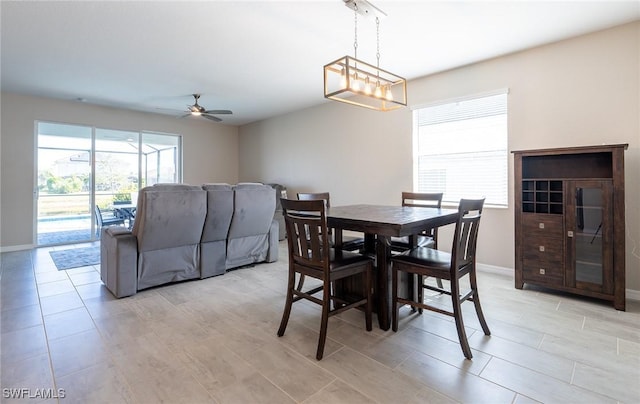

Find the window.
[{"left": 413, "top": 91, "right": 508, "bottom": 207}]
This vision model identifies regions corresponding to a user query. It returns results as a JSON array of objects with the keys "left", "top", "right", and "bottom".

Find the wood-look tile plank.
[
  {"left": 397, "top": 351, "right": 516, "bottom": 403},
  {"left": 56, "top": 362, "right": 136, "bottom": 404},
  {"left": 1, "top": 303, "right": 42, "bottom": 333},
  {"left": 305, "top": 379, "right": 378, "bottom": 404},
  {"left": 212, "top": 372, "right": 296, "bottom": 404},
  {"left": 392, "top": 326, "right": 491, "bottom": 376},
  {"left": 572, "top": 361, "right": 640, "bottom": 403},
  {"left": 467, "top": 333, "right": 574, "bottom": 382},
  {"left": 319, "top": 347, "right": 434, "bottom": 404},
  {"left": 480, "top": 357, "right": 616, "bottom": 403},
  {"left": 243, "top": 340, "right": 335, "bottom": 402}
]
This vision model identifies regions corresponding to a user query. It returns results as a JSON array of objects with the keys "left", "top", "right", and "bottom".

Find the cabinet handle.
[
  {"left": 539, "top": 246, "right": 545, "bottom": 252},
  {"left": 539, "top": 268, "right": 546, "bottom": 275},
  {"left": 539, "top": 223, "right": 545, "bottom": 229},
  {"left": 568, "top": 231, "right": 573, "bottom": 238}
]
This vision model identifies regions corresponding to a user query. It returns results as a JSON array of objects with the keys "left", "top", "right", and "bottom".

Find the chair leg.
[
  {"left": 277, "top": 269, "right": 296, "bottom": 337},
  {"left": 469, "top": 267, "right": 491, "bottom": 336},
  {"left": 450, "top": 277, "right": 473, "bottom": 359},
  {"left": 392, "top": 262, "right": 399, "bottom": 332},
  {"left": 417, "top": 274, "right": 423, "bottom": 314},
  {"left": 364, "top": 265, "right": 372, "bottom": 331},
  {"left": 295, "top": 274, "right": 305, "bottom": 292},
  {"left": 316, "top": 279, "right": 331, "bottom": 360}
]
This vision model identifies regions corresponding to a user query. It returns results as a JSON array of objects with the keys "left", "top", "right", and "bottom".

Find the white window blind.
[{"left": 413, "top": 92, "right": 508, "bottom": 207}]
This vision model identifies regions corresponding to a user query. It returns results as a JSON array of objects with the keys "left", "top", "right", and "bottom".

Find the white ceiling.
[{"left": 2, "top": 1, "right": 639, "bottom": 126}]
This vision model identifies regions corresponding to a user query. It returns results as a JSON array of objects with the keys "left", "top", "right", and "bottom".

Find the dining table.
[
  {"left": 328, "top": 204, "right": 460, "bottom": 330},
  {"left": 113, "top": 203, "right": 137, "bottom": 228}
]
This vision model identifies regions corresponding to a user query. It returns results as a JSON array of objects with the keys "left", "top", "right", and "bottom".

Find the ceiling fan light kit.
[
  {"left": 183, "top": 94, "right": 232, "bottom": 122},
  {"left": 323, "top": 0, "right": 407, "bottom": 111}
]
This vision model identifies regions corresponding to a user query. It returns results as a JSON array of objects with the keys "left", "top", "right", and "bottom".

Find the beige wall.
[
  {"left": 239, "top": 22, "right": 640, "bottom": 292},
  {"left": 0, "top": 93, "right": 239, "bottom": 249}
]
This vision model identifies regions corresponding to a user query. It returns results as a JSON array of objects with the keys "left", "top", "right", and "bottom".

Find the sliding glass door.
[
  {"left": 36, "top": 122, "right": 182, "bottom": 246},
  {"left": 37, "top": 123, "right": 93, "bottom": 245}
]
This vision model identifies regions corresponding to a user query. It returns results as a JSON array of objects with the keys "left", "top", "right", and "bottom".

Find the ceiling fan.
[{"left": 182, "top": 94, "right": 232, "bottom": 122}]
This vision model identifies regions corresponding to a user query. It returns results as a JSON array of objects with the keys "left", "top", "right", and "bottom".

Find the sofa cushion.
[
  {"left": 201, "top": 184, "right": 234, "bottom": 242},
  {"left": 133, "top": 187, "right": 207, "bottom": 251},
  {"left": 228, "top": 184, "right": 276, "bottom": 239}
]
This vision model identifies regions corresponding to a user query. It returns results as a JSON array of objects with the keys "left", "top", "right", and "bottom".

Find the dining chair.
[
  {"left": 391, "top": 192, "right": 445, "bottom": 295},
  {"left": 95, "top": 205, "right": 125, "bottom": 235},
  {"left": 390, "top": 198, "right": 490, "bottom": 359},
  {"left": 278, "top": 198, "right": 373, "bottom": 360},
  {"left": 295, "top": 192, "right": 366, "bottom": 292},
  {"left": 391, "top": 192, "right": 443, "bottom": 251},
  {"left": 297, "top": 192, "right": 365, "bottom": 251}
]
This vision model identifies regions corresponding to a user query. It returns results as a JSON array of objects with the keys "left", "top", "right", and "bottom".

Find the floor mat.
[{"left": 49, "top": 246, "right": 100, "bottom": 270}]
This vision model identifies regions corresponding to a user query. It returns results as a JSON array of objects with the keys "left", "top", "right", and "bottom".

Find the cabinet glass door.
[{"left": 567, "top": 180, "right": 613, "bottom": 293}]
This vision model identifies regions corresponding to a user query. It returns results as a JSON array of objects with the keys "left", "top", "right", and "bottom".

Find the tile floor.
[{"left": 1, "top": 241, "right": 639, "bottom": 403}]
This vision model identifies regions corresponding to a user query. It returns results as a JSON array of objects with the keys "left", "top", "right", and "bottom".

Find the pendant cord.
[
  {"left": 353, "top": 6, "right": 358, "bottom": 61},
  {"left": 376, "top": 17, "right": 380, "bottom": 77}
]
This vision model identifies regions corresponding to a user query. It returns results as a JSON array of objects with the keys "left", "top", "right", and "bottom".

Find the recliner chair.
[{"left": 100, "top": 184, "right": 207, "bottom": 297}]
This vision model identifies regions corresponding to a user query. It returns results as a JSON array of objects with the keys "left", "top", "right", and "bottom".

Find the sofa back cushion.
[
  {"left": 201, "top": 183, "right": 234, "bottom": 242},
  {"left": 227, "top": 183, "right": 276, "bottom": 239},
  {"left": 133, "top": 184, "right": 207, "bottom": 252}
]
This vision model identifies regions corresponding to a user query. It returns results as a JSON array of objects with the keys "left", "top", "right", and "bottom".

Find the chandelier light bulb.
[
  {"left": 385, "top": 85, "right": 393, "bottom": 101},
  {"left": 351, "top": 72, "right": 361, "bottom": 91},
  {"left": 374, "top": 81, "right": 382, "bottom": 98},
  {"left": 364, "top": 76, "right": 372, "bottom": 95}
]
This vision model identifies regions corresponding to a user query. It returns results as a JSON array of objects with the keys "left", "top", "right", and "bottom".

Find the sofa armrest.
[
  {"left": 266, "top": 219, "right": 279, "bottom": 263},
  {"left": 100, "top": 227, "right": 138, "bottom": 298}
]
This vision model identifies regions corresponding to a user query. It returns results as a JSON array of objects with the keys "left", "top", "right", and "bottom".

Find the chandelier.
[{"left": 324, "top": 0, "right": 407, "bottom": 111}]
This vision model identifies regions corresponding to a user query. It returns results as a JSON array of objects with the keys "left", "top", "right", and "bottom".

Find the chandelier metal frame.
[{"left": 323, "top": 0, "right": 407, "bottom": 111}]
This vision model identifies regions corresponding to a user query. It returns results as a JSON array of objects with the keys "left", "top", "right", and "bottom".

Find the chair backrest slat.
[
  {"left": 282, "top": 199, "right": 329, "bottom": 272},
  {"left": 297, "top": 192, "right": 332, "bottom": 237},
  {"left": 401, "top": 192, "right": 443, "bottom": 209},
  {"left": 297, "top": 192, "right": 331, "bottom": 208},
  {"left": 402, "top": 192, "right": 444, "bottom": 241},
  {"left": 451, "top": 199, "right": 484, "bottom": 270}
]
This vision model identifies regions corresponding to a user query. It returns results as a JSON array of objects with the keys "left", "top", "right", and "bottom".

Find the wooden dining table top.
[{"left": 327, "top": 204, "right": 459, "bottom": 236}]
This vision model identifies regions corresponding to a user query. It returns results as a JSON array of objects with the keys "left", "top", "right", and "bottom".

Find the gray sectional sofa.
[{"left": 100, "top": 182, "right": 279, "bottom": 298}]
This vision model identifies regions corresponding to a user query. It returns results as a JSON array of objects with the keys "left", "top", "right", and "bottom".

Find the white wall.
[
  {"left": 239, "top": 22, "right": 640, "bottom": 291},
  {"left": 0, "top": 93, "right": 239, "bottom": 249}
]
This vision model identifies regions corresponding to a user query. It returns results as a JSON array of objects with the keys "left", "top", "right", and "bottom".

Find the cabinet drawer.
[
  {"left": 523, "top": 260, "right": 563, "bottom": 285},
  {"left": 523, "top": 240, "right": 563, "bottom": 263},
  {"left": 522, "top": 214, "right": 563, "bottom": 238}
]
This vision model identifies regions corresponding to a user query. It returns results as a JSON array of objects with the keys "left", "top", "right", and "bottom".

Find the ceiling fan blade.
[
  {"left": 202, "top": 114, "right": 222, "bottom": 122},
  {"left": 203, "top": 110, "right": 233, "bottom": 115},
  {"left": 179, "top": 113, "right": 191, "bottom": 118}
]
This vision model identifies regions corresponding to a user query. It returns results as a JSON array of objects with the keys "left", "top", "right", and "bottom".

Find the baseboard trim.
[
  {"left": 626, "top": 288, "right": 640, "bottom": 301},
  {"left": 0, "top": 244, "right": 35, "bottom": 253},
  {"left": 477, "top": 263, "right": 513, "bottom": 276}
]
